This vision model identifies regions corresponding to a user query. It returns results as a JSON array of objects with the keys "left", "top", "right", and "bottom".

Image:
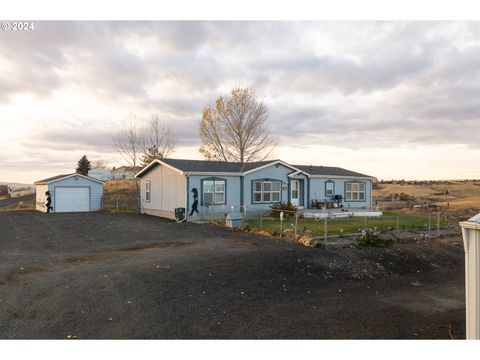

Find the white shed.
[{"left": 34, "top": 173, "right": 104, "bottom": 213}]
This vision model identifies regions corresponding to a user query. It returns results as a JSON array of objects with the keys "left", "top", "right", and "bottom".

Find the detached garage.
[{"left": 34, "top": 173, "right": 104, "bottom": 213}]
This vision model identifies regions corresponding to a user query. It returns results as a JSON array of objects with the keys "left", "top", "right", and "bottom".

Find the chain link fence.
[
  {"left": 102, "top": 194, "right": 139, "bottom": 212},
  {"left": 242, "top": 210, "right": 458, "bottom": 243}
]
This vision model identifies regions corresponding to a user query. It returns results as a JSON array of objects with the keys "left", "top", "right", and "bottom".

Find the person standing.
[
  {"left": 45, "top": 191, "right": 53, "bottom": 213},
  {"left": 190, "top": 188, "right": 199, "bottom": 216}
]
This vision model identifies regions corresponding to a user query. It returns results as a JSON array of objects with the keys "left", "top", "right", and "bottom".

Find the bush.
[
  {"left": 354, "top": 229, "right": 391, "bottom": 249},
  {"left": 268, "top": 202, "right": 298, "bottom": 218}
]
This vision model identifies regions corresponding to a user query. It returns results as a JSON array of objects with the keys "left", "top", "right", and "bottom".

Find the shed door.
[{"left": 55, "top": 187, "right": 90, "bottom": 213}]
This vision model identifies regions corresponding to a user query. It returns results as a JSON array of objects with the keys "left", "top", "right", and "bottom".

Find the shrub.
[
  {"left": 268, "top": 202, "right": 298, "bottom": 218},
  {"left": 354, "top": 229, "right": 391, "bottom": 249}
]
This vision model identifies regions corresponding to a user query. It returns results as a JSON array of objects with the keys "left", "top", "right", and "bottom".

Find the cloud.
[{"left": 3, "top": 21, "right": 480, "bottom": 182}]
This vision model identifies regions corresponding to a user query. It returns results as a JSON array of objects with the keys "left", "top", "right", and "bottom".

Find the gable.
[{"left": 243, "top": 161, "right": 296, "bottom": 180}]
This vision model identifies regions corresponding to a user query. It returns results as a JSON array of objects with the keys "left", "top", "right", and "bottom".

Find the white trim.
[
  {"left": 242, "top": 160, "right": 306, "bottom": 175},
  {"left": 186, "top": 171, "right": 243, "bottom": 176},
  {"left": 145, "top": 180, "right": 151, "bottom": 202},
  {"left": 35, "top": 173, "right": 105, "bottom": 185},
  {"left": 309, "top": 175, "right": 374, "bottom": 180}
]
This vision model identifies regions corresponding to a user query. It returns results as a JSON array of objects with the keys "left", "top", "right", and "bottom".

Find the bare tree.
[
  {"left": 140, "top": 115, "right": 176, "bottom": 166},
  {"left": 199, "top": 87, "right": 278, "bottom": 163},
  {"left": 113, "top": 118, "right": 141, "bottom": 170}
]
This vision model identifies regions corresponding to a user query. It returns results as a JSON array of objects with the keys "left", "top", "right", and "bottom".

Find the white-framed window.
[
  {"left": 252, "top": 180, "right": 281, "bottom": 204},
  {"left": 345, "top": 182, "right": 366, "bottom": 201},
  {"left": 202, "top": 179, "right": 226, "bottom": 205},
  {"left": 145, "top": 180, "right": 151, "bottom": 202},
  {"left": 325, "top": 181, "right": 335, "bottom": 196}
]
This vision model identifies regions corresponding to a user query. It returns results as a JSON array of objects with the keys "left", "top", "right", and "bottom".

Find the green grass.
[{"left": 243, "top": 213, "right": 453, "bottom": 237}]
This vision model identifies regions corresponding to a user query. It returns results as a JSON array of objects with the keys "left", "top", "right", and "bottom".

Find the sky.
[{"left": 1, "top": 21, "right": 480, "bottom": 183}]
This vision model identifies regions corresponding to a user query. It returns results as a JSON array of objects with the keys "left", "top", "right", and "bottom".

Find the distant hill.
[
  {"left": 373, "top": 180, "right": 480, "bottom": 215},
  {"left": 0, "top": 182, "right": 34, "bottom": 190}
]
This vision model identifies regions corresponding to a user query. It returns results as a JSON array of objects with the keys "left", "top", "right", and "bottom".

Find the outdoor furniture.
[{"left": 333, "top": 194, "right": 343, "bottom": 207}]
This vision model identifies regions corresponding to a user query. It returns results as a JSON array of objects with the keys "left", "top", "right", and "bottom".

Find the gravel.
[{"left": 0, "top": 211, "right": 466, "bottom": 339}]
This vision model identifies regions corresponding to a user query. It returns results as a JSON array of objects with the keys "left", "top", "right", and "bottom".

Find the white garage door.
[{"left": 55, "top": 187, "right": 90, "bottom": 213}]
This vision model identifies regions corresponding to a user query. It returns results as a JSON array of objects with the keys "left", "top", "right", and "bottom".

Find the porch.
[{"left": 300, "top": 208, "right": 383, "bottom": 219}]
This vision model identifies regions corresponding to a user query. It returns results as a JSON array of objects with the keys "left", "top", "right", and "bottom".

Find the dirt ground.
[{"left": 0, "top": 211, "right": 466, "bottom": 339}]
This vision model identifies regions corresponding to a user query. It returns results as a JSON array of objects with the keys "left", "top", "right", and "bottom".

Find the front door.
[{"left": 291, "top": 179, "right": 300, "bottom": 207}]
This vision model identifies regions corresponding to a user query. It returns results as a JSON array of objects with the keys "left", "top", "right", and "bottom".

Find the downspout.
[
  {"left": 370, "top": 179, "right": 373, "bottom": 210},
  {"left": 240, "top": 175, "right": 244, "bottom": 214},
  {"left": 307, "top": 176, "right": 310, "bottom": 209}
]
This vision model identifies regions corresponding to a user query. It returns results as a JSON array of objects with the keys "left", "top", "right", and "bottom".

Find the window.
[
  {"left": 325, "top": 181, "right": 335, "bottom": 196},
  {"left": 345, "top": 182, "right": 366, "bottom": 201},
  {"left": 202, "top": 179, "right": 226, "bottom": 205},
  {"left": 145, "top": 180, "right": 151, "bottom": 202},
  {"left": 252, "top": 180, "right": 281, "bottom": 204}
]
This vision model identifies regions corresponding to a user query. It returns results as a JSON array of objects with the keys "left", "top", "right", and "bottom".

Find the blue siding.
[
  {"left": 309, "top": 178, "right": 372, "bottom": 208},
  {"left": 186, "top": 170, "right": 371, "bottom": 215},
  {"left": 187, "top": 175, "right": 241, "bottom": 214},
  {"left": 48, "top": 175, "right": 104, "bottom": 211},
  {"left": 243, "top": 163, "right": 292, "bottom": 211}
]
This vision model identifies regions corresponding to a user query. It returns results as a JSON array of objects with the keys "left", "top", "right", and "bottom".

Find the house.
[
  {"left": 88, "top": 167, "right": 112, "bottom": 181},
  {"left": 135, "top": 158, "right": 374, "bottom": 220},
  {"left": 34, "top": 173, "right": 104, "bottom": 213},
  {"left": 111, "top": 166, "right": 139, "bottom": 180},
  {"left": 9, "top": 187, "right": 34, "bottom": 198},
  {"left": 0, "top": 185, "right": 10, "bottom": 196}
]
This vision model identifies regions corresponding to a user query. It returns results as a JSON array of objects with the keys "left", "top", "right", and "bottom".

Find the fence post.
[
  {"left": 437, "top": 212, "right": 440, "bottom": 236},
  {"left": 259, "top": 214, "right": 263, "bottom": 229},
  {"left": 294, "top": 212, "right": 299, "bottom": 237},
  {"left": 396, "top": 216, "right": 399, "bottom": 231},
  {"left": 280, "top": 211, "right": 284, "bottom": 238},
  {"left": 428, "top": 212, "right": 431, "bottom": 235},
  {"left": 324, "top": 217, "right": 328, "bottom": 245}
]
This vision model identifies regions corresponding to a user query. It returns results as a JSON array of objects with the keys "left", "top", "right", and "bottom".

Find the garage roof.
[{"left": 34, "top": 173, "right": 105, "bottom": 185}]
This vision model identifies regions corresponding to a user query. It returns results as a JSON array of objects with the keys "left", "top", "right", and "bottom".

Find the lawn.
[{"left": 243, "top": 212, "right": 455, "bottom": 237}]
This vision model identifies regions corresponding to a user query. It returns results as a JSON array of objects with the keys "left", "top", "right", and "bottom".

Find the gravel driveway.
[{"left": 0, "top": 211, "right": 466, "bottom": 339}]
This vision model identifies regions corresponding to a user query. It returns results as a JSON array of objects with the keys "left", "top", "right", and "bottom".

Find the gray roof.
[
  {"left": 34, "top": 174, "right": 74, "bottom": 185},
  {"left": 137, "top": 158, "right": 373, "bottom": 178},
  {"left": 160, "top": 158, "right": 274, "bottom": 173},
  {"left": 35, "top": 173, "right": 105, "bottom": 185},
  {"left": 293, "top": 165, "right": 372, "bottom": 178}
]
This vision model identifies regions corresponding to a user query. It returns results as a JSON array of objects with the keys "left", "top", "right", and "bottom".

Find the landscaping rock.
[
  {"left": 297, "top": 233, "right": 317, "bottom": 247},
  {"left": 282, "top": 229, "right": 298, "bottom": 241}
]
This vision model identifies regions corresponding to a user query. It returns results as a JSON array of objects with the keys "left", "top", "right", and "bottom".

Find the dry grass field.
[
  {"left": 374, "top": 181, "right": 480, "bottom": 215},
  {"left": 104, "top": 179, "right": 138, "bottom": 194}
]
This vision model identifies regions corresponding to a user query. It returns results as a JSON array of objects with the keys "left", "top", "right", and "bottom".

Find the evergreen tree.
[
  {"left": 76, "top": 155, "right": 91, "bottom": 175},
  {"left": 141, "top": 145, "right": 164, "bottom": 166}
]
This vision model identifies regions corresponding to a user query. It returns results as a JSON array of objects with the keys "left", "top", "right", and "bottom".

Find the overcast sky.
[{"left": 2, "top": 21, "right": 480, "bottom": 183}]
